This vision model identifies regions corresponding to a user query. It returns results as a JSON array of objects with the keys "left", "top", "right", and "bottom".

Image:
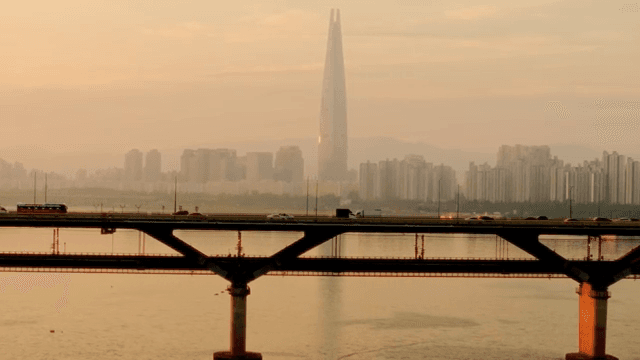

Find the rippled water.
[{"left": 0, "top": 228, "right": 639, "bottom": 360}]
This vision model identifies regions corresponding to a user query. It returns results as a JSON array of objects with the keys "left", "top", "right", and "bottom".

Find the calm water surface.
[{"left": 0, "top": 228, "right": 639, "bottom": 360}]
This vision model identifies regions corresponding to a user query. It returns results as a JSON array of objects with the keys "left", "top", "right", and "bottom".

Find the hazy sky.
[{"left": 1, "top": 0, "right": 639, "bottom": 172}]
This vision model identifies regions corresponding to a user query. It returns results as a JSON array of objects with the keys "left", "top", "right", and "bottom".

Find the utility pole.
[
  {"left": 306, "top": 176, "right": 309, "bottom": 216},
  {"left": 437, "top": 178, "right": 441, "bottom": 219},
  {"left": 174, "top": 176, "right": 178, "bottom": 214},
  {"left": 315, "top": 179, "right": 319, "bottom": 218},
  {"left": 457, "top": 184, "right": 460, "bottom": 220}
]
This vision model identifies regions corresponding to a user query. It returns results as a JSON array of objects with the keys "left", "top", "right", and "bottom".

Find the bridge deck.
[{"left": 1, "top": 214, "right": 640, "bottom": 236}]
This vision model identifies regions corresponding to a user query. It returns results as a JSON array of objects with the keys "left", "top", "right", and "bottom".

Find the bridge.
[{"left": 2, "top": 213, "right": 639, "bottom": 360}]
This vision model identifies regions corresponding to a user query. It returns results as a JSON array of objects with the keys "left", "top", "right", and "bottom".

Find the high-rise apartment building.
[
  {"left": 144, "top": 149, "right": 161, "bottom": 182},
  {"left": 194, "top": 149, "right": 212, "bottom": 183},
  {"left": 209, "top": 149, "right": 238, "bottom": 182},
  {"left": 318, "top": 9, "right": 348, "bottom": 182},
  {"left": 124, "top": 149, "right": 143, "bottom": 182},
  {"left": 180, "top": 149, "right": 197, "bottom": 182},
  {"left": 359, "top": 161, "right": 378, "bottom": 201},
  {"left": 246, "top": 152, "right": 274, "bottom": 182},
  {"left": 274, "top": 146, "right": 304, "bottom": 183}
]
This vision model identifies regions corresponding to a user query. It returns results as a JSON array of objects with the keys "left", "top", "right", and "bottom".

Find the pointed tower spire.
[{"left": 318, "top": 9, "right": 348, "bottom": 182}]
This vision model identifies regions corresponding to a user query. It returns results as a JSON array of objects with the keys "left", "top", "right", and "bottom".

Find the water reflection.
[{"left": 317, "top": 236, "right": 343, "bottom": 358}]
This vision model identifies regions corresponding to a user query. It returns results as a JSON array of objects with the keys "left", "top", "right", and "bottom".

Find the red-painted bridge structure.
[{"left": 1, "top": 213, "right": 640, "bottom": 360}]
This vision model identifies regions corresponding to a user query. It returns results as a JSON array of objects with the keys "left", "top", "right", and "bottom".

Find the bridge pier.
[
  {"left": 214, "top": 284, "right": 262, "bottom": 360},
  {"left": 566, "top": 283, "right": 617, "bottom": 360}
]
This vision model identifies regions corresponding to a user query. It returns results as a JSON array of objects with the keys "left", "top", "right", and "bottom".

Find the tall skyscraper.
[{"left": 318, "top": 9, "right": 348, "bottom": 182}]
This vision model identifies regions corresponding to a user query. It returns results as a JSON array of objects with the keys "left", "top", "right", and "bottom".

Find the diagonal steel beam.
[
  {"left": 246, "top": 230, "right": 343, "bottom": 282},
  {"left": 141, "top": 227, "right": 230, "bottom": 280},
  {"left": 499, "top": 231, "right": 589, "bottom": 283},
  {"left": 602, "top": 244, "right": 640, "bottom": 285}
]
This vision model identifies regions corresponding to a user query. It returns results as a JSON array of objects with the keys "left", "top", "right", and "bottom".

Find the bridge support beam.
[
  {"left": 566, "top": 283, "right": 617, "bottom": 360},
  {"left": 214, "top": 284, "right": 261, "bottom": 360}
]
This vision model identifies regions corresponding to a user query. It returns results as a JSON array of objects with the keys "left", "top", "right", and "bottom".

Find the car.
[
  {"left": 477, "top": 216, "right": 494, "bottom": 221},
  {"left": 563, "top": 218, "right": 579, "bottom": 223},
  {"left": 172, "top": 210, "right": 189, "bottom": 215},
  {"left": 536, "top": 216, "right": 549, "bottom": 220},
  {"left": 614, "top": 218, "right": 640, "bottom": 222},
  {"left": 267, "top": 213, "right": 294, "bottom": 220},
  {"left": 591, "top": 217, "right": 612, "bottom": 222},
  {"left": 0, "top": 206, "right": 7, "bottom": 214}
]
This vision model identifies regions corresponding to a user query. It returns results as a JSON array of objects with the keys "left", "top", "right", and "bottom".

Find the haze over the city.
[{"left": 2, "top": 0, "right": 639, "bottom": 176}]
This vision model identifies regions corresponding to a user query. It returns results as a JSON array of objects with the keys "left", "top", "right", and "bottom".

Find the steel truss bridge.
[{"left": 1, "top": 213, "right": 639, "bottom": 360}]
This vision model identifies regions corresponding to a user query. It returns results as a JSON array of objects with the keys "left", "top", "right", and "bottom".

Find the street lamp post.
[
  {"left": 457, "top": 184, "right": 460, "bottom": 220},
  {"left": 306, "top": 176, "right": 309, "bottom": 216},
  {"left": 569, "top": 185, "right": 574, "bottom": 218},
  {"left": 315, "top": 179, "right": 319, "bottom": 218},
  {"left": 437, "top": 179, "right": 441, "bottom": 219},
  {"left": 174, "top": 176, "right": 178, "bottom": 214}
]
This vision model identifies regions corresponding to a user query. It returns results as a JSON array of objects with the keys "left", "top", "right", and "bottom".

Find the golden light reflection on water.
[{"left": 0, "top": 230, "right": 639, "bottom": 359}]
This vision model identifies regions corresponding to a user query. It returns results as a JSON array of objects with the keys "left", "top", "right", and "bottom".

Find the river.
[{"left": 0, "top": 228, "right": 639, "bottom": 359}]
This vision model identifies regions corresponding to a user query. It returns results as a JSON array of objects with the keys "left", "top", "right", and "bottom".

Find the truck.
[
  {"left": 355, "top": 208, "right": 382, "bottom": 218},
  {"left": 335, "top": 208, "right": 356, "bottom": 218}
]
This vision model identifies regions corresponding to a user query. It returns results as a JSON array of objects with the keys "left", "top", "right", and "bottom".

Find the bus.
[{"left": 17, "top": 203, "right": 68, "bottom": 214}]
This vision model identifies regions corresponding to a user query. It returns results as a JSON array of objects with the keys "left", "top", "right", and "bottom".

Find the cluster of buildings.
[
  {"left": 0, "top": 159, "right": 28, "bottom": 185},
  {"left": 116, "top": 146, "right": 306, "bottom": 195},
  {"left": 359, "top": 156, "right": 457, "bottom": 202},
  {"left": 466, "top": 145, "right": 640, "bottom": 205},
  {"left": 177, "top": 147, "right": 303, "bottom": 184},
  {"left": 124, "top": 147, "right": 304, "bottom": 185}
]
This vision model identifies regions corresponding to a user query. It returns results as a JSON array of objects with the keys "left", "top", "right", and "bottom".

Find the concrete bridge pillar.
[
  {"left": 566, "top": 283, "right": 617, "bottom": 360},
  {"left": 214, "top": 284, "right": 262, "bottom": 360}
]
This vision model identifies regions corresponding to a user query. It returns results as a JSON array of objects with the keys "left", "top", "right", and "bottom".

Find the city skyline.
[{"left": 6, "top": 143, "right": 640, "bottom": 206}]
